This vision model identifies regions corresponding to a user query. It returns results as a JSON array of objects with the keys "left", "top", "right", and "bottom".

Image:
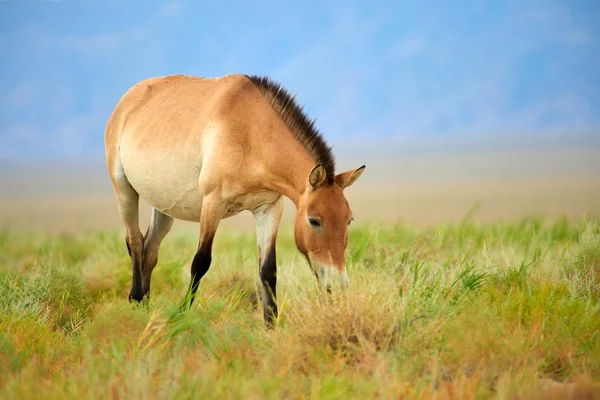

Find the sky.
[{"left": 0, "top": 0, "right": 599, "bottom": 159}]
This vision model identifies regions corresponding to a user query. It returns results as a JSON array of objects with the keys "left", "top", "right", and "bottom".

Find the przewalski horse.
[{"left": 104, "top": 74, "right": 365, "bottom": 326}]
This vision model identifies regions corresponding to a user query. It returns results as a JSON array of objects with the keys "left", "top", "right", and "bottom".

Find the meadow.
[{"left": 1, "top": 216, "right": 599, "bottom": 399}]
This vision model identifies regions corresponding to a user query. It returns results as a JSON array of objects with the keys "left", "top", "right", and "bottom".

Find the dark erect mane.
[{"left": 246, "top": 75, "right": 335, "bottom": 183}]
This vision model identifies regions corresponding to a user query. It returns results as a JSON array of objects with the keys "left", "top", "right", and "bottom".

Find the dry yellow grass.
[{"left": 1, "top": 218, "right": 599, "bottom": 398}]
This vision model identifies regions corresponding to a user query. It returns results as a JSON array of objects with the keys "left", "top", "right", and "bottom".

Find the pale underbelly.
[
  {"left": 131, "top": 186, "right": 280, "bottom": 223},
  {"left": 128, "top": 171, "right": 205, "bottom": 222},
  {"left": 123, "top": 160, "right": 280, "bottom": 223},
  {"left": 120, "top": 144, "right": 205, "bottom": 222},
  {"left": 119, "top": 129, "right": 280, "bottom": 222}
]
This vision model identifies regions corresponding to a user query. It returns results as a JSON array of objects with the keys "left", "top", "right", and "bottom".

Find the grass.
[{"left": 0, "top": 217, "right": 599, "bottom": 399}]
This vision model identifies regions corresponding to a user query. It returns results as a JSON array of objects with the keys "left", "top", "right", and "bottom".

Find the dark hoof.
[
  {"left": 128, "top": 290, "right": 144, "bottom": 303},
  {"left": 263, "top": 311, "right": 278, "bottom": 330},
  {"left": 178, "top": 296, "right": 194, "bottom": 312},
  {"left": 264, "top": 320, "right": 276, "bottom": 330}
]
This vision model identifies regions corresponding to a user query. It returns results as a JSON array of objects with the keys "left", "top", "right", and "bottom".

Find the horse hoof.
[{"left": 128, "top": 291, "right": 144, "bottom": 303}]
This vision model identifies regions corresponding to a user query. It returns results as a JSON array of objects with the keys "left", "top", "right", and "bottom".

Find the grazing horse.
[{"left": 104, "top": 74, "right": 365, "bottom": 326}]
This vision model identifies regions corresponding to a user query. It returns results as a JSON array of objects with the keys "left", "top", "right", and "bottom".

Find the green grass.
[{"left": 1, "top": 217, "right": 599, "bottom": 399}]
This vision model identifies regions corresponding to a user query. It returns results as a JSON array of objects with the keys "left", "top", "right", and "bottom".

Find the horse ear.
[
  {"left": 335, "top": 165, "right": 365, "bottom": 189},
  {"left": 308, "top": 164, "right": 327, "bottom": 190}
]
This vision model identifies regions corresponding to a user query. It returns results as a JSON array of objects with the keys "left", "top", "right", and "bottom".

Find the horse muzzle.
[{"left": 317, "top": 266, "right": 349, "bottom": 291}]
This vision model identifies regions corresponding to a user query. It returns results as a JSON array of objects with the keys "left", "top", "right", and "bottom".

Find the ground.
[{"left": 1, "top": 218, "right": 599, "bottom": 399}]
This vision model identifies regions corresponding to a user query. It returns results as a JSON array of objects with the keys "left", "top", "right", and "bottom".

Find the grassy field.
[{"left": 1, "top": 217, "right": 599, "bottom": 399}]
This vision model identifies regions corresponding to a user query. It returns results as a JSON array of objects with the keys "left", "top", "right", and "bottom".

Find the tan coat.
[{"left": 105, "top": 74, "right": 364, "bottom": 326}]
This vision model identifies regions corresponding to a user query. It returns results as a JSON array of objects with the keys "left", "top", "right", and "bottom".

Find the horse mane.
[{"left": 246, "top": 75, "right": 335, "bottom": 184}]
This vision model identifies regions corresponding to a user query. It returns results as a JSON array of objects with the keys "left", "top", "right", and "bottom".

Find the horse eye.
[
  {"left": 308, "top": 217, "right": 322, "bottom": 228},
  {"left": 348, "top": 218, "right": 354, "bottom": 226}
]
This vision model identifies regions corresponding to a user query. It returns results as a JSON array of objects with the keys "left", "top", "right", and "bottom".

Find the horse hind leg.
[
  {"left": 141, "top": 208, "right": 173, "bottom": 296},
  {"left": 111, "top": 172, "right": 145, "bottom": 302}
]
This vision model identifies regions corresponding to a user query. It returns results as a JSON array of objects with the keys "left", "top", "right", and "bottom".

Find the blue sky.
[{"left": 0, "top": 0, "right": 599, "bottom": 159}]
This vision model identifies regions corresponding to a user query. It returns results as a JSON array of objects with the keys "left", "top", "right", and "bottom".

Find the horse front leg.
[
  {"left": 188, "top": 194, "right": 224, "bottom": 306},
  {"left": 253, "top": 197, "right": 284, "bottom": 328}
]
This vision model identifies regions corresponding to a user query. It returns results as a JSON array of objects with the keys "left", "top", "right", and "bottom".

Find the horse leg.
[
  {"left": 188, "top": 194, "right": 223, "bottom": 304},
  {"left": 112, "top": 176, "right": 145, "bottom": 302},
  {"left": 141, "top": 208, "right": 174, "bottom": 297},
  {"left": 253, "top": 197, "right": 284, "bottom": 328}
]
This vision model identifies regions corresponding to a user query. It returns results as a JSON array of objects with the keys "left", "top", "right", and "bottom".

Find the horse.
[{"left": 104, "top": 74, "right": 365, "bottom": 327}]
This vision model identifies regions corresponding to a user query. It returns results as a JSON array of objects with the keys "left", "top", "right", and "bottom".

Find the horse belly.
[
  {"left": 222, "top": 191, "right": 281, "bottom": 218},
  {"left": 120, "top": 146, "right": 204, "bottom": 222}
]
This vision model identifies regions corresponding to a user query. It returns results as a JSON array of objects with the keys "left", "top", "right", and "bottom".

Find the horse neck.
[{"left": 258, "top": 129, "right": 316, "bottom": 207}]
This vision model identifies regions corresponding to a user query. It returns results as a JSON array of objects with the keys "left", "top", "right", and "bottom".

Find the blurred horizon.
[{"left": 2, "top": 141, "right": 598, "bottom": 232}]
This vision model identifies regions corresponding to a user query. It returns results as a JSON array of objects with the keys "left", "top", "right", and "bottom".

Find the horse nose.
[{"left": 319, "top": 266, "right": 349, "bottom": 291}]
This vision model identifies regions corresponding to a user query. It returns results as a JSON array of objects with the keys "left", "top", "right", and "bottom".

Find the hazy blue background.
[{"left": 1, "top": 0, "right": 599, "bottom": 160}]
